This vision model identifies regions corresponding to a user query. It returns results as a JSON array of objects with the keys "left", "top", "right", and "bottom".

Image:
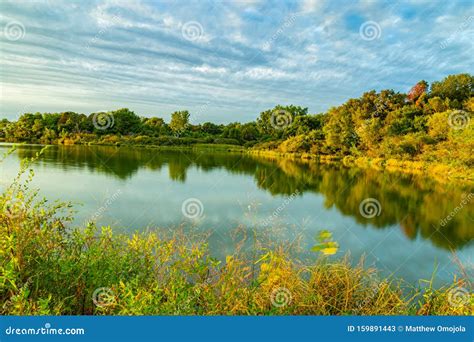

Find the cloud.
[
  {"left": 0, "top": 0, "right": 472, "bottom": 123},
  {"left": 300, "top": 0, "right": 324, "bottom": 14}
]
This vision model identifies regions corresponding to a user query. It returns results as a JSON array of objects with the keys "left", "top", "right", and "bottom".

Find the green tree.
[
  {"left": 284, "top": 114, "right": 325, "bottom": 137},
  {"left": 111, "top": 108, "right": 142, "bottom": 135},
  {"left": 142, "top": 117, "right": 166, "bottom": 136},
  {"left": 430, "top": 74, "right": 473, "bottom": 102},
  {"left": 240, "top": 122, "right": 259, "bottom": 142},
  {"left": 323, "top": 106, "right": 357, "bottom": 153},
  {"left": 385, "top": 105, "right": 424, "bottom": 136},
  {"left": 12, "top": 113, "right": 37, "bottom": 141},
  {"left": 257, "top": 105, "right": 308, "bottom": 138},
  {"left": 201, "top": 122, "right": 222, "bottom": 135},
  {"left": 0, "top": 119, "right": 10, "bottom": 139},
  {"left": 169, "top": 110, "right": 190, "bottom": 135}
]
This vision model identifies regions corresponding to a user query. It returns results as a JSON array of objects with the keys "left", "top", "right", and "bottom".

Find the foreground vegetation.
[
  {"left": 1, "top": 152, "right": 472, "bottom": 315},
  {"left": 1, "top": 74, "right": 473, "bottom": 179}
]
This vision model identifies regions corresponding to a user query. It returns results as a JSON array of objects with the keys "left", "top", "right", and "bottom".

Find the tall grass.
[{"left": 0, "top": 150, "right": 472, "bottom": 315}]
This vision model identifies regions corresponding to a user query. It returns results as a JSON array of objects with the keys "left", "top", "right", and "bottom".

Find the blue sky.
[{"left": 1, "top": 0, "right": 473, "bottom": 123}]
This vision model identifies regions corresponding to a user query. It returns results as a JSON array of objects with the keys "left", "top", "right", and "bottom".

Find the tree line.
[{"left": 1, "top": 73, "right": 472, "bottom": 166}]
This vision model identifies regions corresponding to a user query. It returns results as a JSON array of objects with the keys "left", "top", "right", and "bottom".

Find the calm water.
[{"left": 1, "top": 143, "right": 473, "bottom": 286}]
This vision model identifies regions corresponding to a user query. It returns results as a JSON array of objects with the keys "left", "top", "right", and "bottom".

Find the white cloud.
[
  {"left": 193, "top": 65, "right": 228, "bottom": 74},
  {"left": 237, "top": 67, "right": 293, "bottom": 80},
  {"left": 300, "top": 0, "right": 324, "bottom": 13}
]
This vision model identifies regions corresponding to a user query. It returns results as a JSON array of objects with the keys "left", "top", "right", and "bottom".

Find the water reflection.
[{"left": 9, "top": 144, "right": 474, "bottom": 251}]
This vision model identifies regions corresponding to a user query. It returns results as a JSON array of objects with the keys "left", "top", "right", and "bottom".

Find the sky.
[{"left": 0, "top": 0, "right": 473, "bottom": 123}]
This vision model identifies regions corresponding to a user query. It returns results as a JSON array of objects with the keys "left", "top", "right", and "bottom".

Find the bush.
[
  {"left": 381, "top": 133, "right": 427, "bottom": 158},
  {"left": 100, "top": 135, "right": 121, "bottom": 145},
  {"left": 132, "top": 135, "right": 153, "bottom": 144},
  {"left": 213, "top": 138, "right": 241, "bottom": 145},
  {"left": 427, "top": 111, "right": 450, "bottom": 141},
  {"left": 252, "top": 140, "right": 282, "bottom": 150},
  {"left": 278, "top": 134, "right": 310, "bottom": 153}
]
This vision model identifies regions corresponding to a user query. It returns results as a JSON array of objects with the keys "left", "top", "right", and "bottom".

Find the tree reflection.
[{"left": 14, "top": 145, "right": 474, "bottom": 250}]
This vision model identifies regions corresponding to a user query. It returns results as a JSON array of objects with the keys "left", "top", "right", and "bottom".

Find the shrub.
[
  {"left": 213, "top": 138, "right": 241, "bottom": 145},
  {"left": 278, "top": 134, "right": 310, "bottom": 153}
]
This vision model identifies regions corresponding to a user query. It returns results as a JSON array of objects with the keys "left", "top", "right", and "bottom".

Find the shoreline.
[
  {"left": 2, "top": 140, "right": 472, "bottom": 183},
  {"left": 248, "top": 149, "right": 474, "bottom": 183}
]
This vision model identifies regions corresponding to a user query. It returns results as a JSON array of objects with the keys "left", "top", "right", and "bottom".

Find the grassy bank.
[
  {"left": 86, "top": 142, "right": 245, "bottom": 153},
  {"left": 249, "top": 149, "right": 474, "bottom": 182},
  {"left": 1, "top": 153, "right": 472, "bottom": 316}
]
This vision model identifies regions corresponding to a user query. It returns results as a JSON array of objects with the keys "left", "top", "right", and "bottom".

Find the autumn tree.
[{"left": 407, "top": 80, "right": 428, "bottom": 103}]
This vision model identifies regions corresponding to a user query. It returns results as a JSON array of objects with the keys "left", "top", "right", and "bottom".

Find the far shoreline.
[{"left": 2, "top": 141, "right": 472, "bottom": 183}]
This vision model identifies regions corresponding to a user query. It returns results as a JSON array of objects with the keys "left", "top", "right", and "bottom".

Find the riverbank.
[
  {"left": 2, "top": 139, "right": 472, "bottom": 182},
  {"left": 0, "top": 140, "right": 245, "bottom": 152},
  {"left": 249, "top": 149, "right": 474, "bottom": 183}
]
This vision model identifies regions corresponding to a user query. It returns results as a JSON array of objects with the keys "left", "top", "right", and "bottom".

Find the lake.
[{"left": 1, "top": 143, "right": 473, "bottom": 286}]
